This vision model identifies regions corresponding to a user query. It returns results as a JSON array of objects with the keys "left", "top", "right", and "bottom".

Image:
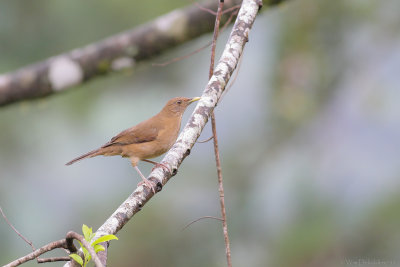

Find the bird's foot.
[
  {"left": 142, "top": 159, "right": 172, "bottom": 174},
  {"left": 151, "top": 162, "right": 171, "bottom": 174},
  {"left": 137, "top": 178, "right": 157, "bottom": 194}
]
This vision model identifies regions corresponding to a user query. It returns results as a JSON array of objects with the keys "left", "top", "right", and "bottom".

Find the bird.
[{"left": 66, "top": 96, "right": 200, "bottom": 193}]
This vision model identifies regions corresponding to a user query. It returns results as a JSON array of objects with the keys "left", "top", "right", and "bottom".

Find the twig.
[
  {"left": 0, "top": 206, "right": 36, "bottom": 252},
  {"left": 181, "top": 216, "right": 223, "bottom": 231},
  {"left": 208, "top": 1, "right": 233, "bottom": 266},
  {"left": 37, "top": 257, "right": 71, "bottom": 263},
  {"left": 209, "top": 0, "right": 224, "bottom": 78},
  {"left": 197, "top": 135, "right": 214, "bottom": 143},
  {"left": 152, "top": 42, "right": 211, "bottom": 67},
  {"left": 195, "top": 3, "right": 241, "bottom": 16},
  {"left": 211, "top": 113, "right": 232, "bottom": 267}
]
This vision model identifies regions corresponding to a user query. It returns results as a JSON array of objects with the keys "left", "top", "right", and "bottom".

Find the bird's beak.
[{"left": 189, "top": 97, "right": 201, "bottom": 103}]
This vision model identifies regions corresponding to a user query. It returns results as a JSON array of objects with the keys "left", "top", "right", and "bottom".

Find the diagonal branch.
[
  {"left": 0, "top": 0, "right": 288, "bottom": 107},
  {"left": 62, "top": 0, "right": 263, "bottom": 266}
]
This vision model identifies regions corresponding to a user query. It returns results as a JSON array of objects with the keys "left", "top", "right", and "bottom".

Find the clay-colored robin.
[{"left": 66, "top": 96, "right": 200, "bottom": 192}]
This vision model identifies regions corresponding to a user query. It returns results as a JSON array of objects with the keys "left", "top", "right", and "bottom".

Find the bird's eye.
[{"left": 177, "top": 100, "right": 182, "bottom": 105}]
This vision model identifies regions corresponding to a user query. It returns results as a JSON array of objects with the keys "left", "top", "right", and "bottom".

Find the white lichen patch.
[
  {"left": 200, "top": 96, "right": 217, "bottom": 108},
  {"left": 163, "top": 153, "right": 178, "bottom": 169},
  {"left": 193, "top": 112, "right": 206, "bottom": 127},
  {"left": 155, "top": 10, "right": 187, "bottom": 39},
  {"left": 240, "top": 0, "right": 257, "bottom": 23},
  {"left": 180, "top": 126, "right": 197, "bottom": 142},
  {"left": 229, "top": 41, "right": 242, "bottom": 57},
  {"left": 48, "top": 57, "right": 83, "bottom": 91},
  {"left": 111, "top": 57, "right": 135, "bottom": 71},
  {"left": 209, "top": 72, "right": 227, "bottom": 92},
  {"left": 215, "top": 62, "right": 230, "bottom": 78}
]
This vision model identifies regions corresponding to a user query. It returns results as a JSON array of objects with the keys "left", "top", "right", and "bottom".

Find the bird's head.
[{"left": 162, "top": 96, "right": 200, "bottom": 116}]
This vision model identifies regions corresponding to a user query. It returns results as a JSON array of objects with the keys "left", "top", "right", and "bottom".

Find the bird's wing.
[{"left": 102, "top": 119, "right": 160, "bottom": 147}]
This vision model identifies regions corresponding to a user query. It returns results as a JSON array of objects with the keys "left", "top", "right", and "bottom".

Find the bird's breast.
[{"left": 155, "top": 124, "right": 180, "bottom": 153}]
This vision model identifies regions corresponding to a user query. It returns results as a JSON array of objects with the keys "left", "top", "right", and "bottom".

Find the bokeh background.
[{"left": 1, "top": 0, "right": 400, "bottom": 266}]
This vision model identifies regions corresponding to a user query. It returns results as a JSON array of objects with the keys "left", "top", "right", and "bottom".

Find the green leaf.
[
  {"left": 94, "top": 244, "right": 105, "bottom": 253},
  {"left": 70, "top": 254, "right": 83, "bottom": 266},
  {"left": 89, "top": 232, "right": 96, "bottom": 241},
  {"left": 91, "top": 234, "right": 118, "bottom": 246},
  {"left": 77, "top": 239, "right": 90, "bottom": 263},
  {"left": 85, "top": 254, "right": 92, "bottom": 264},
  {"left": 82, "top": 224, "right": 92, "bottom": 242},
  {"left": 82, "top": 246, "right": 89, "bottom": 258}
]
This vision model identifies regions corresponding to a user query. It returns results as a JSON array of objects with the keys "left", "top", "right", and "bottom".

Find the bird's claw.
[
  {"left": 151, "top": 163, "right": 172, "bottom": 174},
  {"left": 137, "top": 178, "right": 157, "bottom": 194}
]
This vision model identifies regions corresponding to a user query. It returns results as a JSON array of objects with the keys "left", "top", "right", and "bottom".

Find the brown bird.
[{"left": 66, "top": 96, "right": 200, "bottom": 192}]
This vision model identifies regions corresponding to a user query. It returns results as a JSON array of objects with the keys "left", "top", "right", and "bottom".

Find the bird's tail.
[{"left": 65, "top": 148, "right": 101, "bottom": 166}]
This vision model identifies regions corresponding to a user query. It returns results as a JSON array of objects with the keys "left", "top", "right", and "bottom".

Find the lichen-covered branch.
[
  {"left": 0, "top": 0, "right": 288, "bottom": 107},
  {"left": 62, "top": 0, "right": 263, "bottom": 265}
]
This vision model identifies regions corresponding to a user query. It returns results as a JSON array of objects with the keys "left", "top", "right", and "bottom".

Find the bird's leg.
[
  {"left": 134, "top": 166, "right": 156, "bottom": 194},
  {"left": 142, "top": 159, "right": 172, "bottom": 174}
]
